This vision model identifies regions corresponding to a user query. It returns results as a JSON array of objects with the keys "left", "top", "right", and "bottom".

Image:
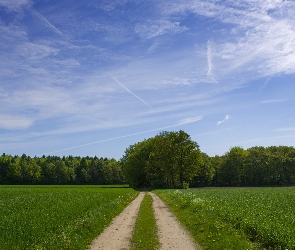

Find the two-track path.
[
  {"left": 89, "top": 192, "right": 145, "bottom": 250},
  {"left": 89, "top": 192, "right": 201, "bottom": 250}
]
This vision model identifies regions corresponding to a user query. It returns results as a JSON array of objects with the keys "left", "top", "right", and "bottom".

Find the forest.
[
  {"left": 204, "top": 145, "right": 295, "bottom": 187},
  {"left": 0, "top": 154, "right": 123, "bottom": 185},
  {"left": 0, "top": 130, "right": 295, "bottom": 187}
]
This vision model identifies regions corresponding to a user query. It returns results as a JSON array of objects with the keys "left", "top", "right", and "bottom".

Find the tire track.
[
  {"left": 89, "top": 192, "right": 145, "bottom": 250},
  {"left": 149, "top": 192, "right": 201, "bottom": 250},
  {"left": 89, "top": 191, "right": 201, "bottom": 250}
]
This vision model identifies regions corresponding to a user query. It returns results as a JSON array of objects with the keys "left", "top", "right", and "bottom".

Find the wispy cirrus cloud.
[
  {"left": 275, "top": 127, "right": 295, "bottom": 132},
  {"left": 206, "top": 39, "right": 216, "bottom": 81},
  {"left": 261, "top": 99, "right": 290, "bottom": 104},
  {"left": 0, "top": 0, "right": 31, "bottom": 11},
  {"left": 0, "top": 114, "right": 33, "bottom": 130},
  {"left": 1, "top": 0, "right": 295, "bottom": 157},
  {"left": 217, "top": 20, "right": 295, "bottom": 77},
  {"left": 135, "top": 20, "right": 187, "bottom": 39},
  {"left": 15, "top": 42, "right": 59, "bottom": 60},
  {"left": 162, "top": 0, "right": 295, "bottom": 81},
  {"left": 178, "top": 116, "right": 203, "bottom": 125}
]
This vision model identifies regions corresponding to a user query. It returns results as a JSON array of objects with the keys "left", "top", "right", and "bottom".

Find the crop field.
[
  {"left": 2, "top": 186, "right": 294, "bottom": 250},
  {"left": 155, "top": 187, "right": 295, "bottom": 250},
  {"left": 0, "top": 185, "right": 138, "bottom": 250}
]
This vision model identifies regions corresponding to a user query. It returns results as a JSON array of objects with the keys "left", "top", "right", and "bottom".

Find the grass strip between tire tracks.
[{"left": 131, "top": 193, "right": 160, "bottom": 250}]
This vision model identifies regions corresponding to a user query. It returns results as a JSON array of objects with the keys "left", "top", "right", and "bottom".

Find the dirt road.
[
  {"left": 89, "top": 192, "right": 201, "bottom": 250},
  {"left": 149, "top": 192, "right": 201, "bottom": 250},
  {"left": 89, "top": 192, "right": 145, "bottom": 250}
]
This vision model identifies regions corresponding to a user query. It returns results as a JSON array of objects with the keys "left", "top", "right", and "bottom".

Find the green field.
[
  {"left": 2, "top": 186, "right": 295, "bottom": 250},
  {"left": 155, "top": 187, "right": 295, "bottom": 250},
  {"left": 0, "top": 185, "right": 138, "bottom": 250}
]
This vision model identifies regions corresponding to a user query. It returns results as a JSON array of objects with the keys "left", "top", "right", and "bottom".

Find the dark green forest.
[
  {"left": 1, "top": 130, "right": 295, "bottom": 187},
  {"left": 208, "top": 145, "right": 295, "bottom": 187},
  {"left": 0, "top": 154, "right": 123, "bottom": 185}
]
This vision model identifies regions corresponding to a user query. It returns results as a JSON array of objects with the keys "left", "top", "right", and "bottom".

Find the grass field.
[
  {"left": 155, "top": 187, "right": 295, "bottom": 250},
  {"left": 2, "top": 185, "right": 294, "bottom": 250},
  {"left": 0, "top": 185, "right": 138, "bottom": 250}
]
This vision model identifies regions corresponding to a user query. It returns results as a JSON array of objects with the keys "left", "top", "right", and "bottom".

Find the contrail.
[
  {"left": 207, "top": 40, "right": 213, "bottom": 78},
  {"left": 42, "top": 116, "right": 203, "bottom": 155},
  {"left": 31, "top": 8, "right": 63, "bottom": 35},
  {"left": 108, "top": 73, "right": 152, "bottom": 108}
]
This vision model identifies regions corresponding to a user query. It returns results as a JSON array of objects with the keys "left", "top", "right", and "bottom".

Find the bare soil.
[{"left": 89, "top": 192, "right": 201, "bottom": 250}]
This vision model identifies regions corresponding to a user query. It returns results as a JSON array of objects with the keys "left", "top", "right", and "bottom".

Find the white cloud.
[
  {"left": 0, "top": 0, "right": 31, "bottom": 11},
  {"left": 217, "top": 114, "right": 230, "bottom": 125},
  {"left": 0, "top": 115, "right": 33, "bottom": 130},
  {"left": 2, "top": 86, "right": 81, "bottom": 121},
  {"left": 261, "top": 99, "right": 289, "bottom": 104},
  {"left": 15, "top": 42, "right": 59, "bottom": 60},
  {"left": 1, "top": 0, "right": 294, "bottom": 155},
  {"left": 218, "top": 20, "right": 295, "bottom": 76},
  {"left": 275, "top": 127, "right": 295, "bottom": 132},
  {"left": 206, "top": 39, "right": 216, "bottom": 81},
  {"left": 178, "top": 116, "right": 203, "bottom": 125},
  {"left": 164, "top": 0, "right": 295, "bottom": 80},
  {"left": 135, "top": 20, "right": 187, "bottom": 39}
]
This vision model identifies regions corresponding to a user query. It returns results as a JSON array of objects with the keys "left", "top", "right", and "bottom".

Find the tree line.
[
  {"left": 1, "top": 130, "right": 295, "bottom": 187},
  {"left": 0, "top": 154, "right": 124, "bottom": 185},
  {"left": 121, "top": 131, "right": 295, "bottom": 188},
  {"left": 203, "top": 146, "right": 295, "bottom": 187}
]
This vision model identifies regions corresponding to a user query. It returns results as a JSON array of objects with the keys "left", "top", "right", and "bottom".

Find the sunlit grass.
[
  {"left": 155, "top": 187, "right": 295, "bottom": 250},
  {"left": 131, "top": 193, "right": 159, "bottom": 250},
  {"left": 0, "top": 185, "right": 138, "bottom": 250}
]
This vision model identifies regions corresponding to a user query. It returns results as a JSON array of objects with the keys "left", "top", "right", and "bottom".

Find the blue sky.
[{"left": 1, "top": 0, "right": 295, "bottom": 159}]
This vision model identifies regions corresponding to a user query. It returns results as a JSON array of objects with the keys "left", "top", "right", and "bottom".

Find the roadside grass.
[
  {"left": 0, "top": 185, "right": 138, "bottom": 250},
  {"left": 131, "top": 193, "right": 159, "bottom": 250},
  {"left": 154, "top": 189, "right": 258, "bottom": 250}
]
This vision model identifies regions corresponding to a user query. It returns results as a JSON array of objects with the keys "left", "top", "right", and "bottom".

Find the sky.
[{"left": 1, "top": 0, "right": 295, "bottom": 159}]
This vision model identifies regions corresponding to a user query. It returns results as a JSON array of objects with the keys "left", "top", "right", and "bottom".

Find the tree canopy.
[
  {"left": 121, "top": 130, "right": 203, "bottom": 189},
  {"left": 211, "top": 146, "right": 295, "bottom": 187},
  {"left": 0, "top": 154, "right": 124, "bottom": 185}
]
